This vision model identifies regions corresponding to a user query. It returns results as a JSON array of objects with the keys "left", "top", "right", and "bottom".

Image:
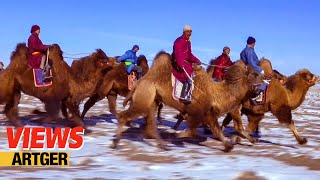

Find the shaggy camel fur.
[
  {"left": 113, "top": 51, "right": 264, "bottom": 152},
  {"left": 80, "top": 55, "right": 150, "bottom": 118},
  {"left": 0, "top": 43, "right": 116, "bottom": 130},
  {"left": 222, "top": 59, "right": 318, "bottom": 145}
]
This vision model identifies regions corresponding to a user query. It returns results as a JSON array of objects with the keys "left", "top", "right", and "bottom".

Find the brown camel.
[
  {"left": 222, "top": 59, "right": 318, "bottom": 145},
  {"left": 172, "top": 58, "right": 288, "bottom": 130},
  {"left": 80, "top": 55, "right": 150, "bottom": 118},
  {"left": 113, "top": 51, "right": 264, "bottom": 152},
  {"left": 0, "top": 43, "right": 116, "bottom": 130}
]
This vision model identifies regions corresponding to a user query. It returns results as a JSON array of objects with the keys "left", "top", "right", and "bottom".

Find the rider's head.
[
  {"left": 132, "top": 45, "right": 139, "bottom": 52},
  {"left": 31, "top": 25, "right": 40, "bottom": 34},
  {"left": 223, "top": 46, "right": 230, "bottom": 55},
  {"left": 247, "top": 36, "right": 256, "bottom": 48},
  {"left": 183, "top": 25, "right": 192, "bottom": 39}
]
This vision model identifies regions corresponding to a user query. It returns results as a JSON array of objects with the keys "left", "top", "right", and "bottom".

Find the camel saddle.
[
  {"left": 172, "top": 74, "right": 193, "bottom": 102},
  {"left": 33, "top": 68, "right": 53, "bottom": 87}
]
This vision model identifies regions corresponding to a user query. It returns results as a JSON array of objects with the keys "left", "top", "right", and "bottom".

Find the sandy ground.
[{"left": 0, "top": 85, "right": 319, "bottom": 180}]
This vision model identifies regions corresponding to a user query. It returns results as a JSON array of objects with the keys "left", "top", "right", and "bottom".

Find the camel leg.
[
  {"left": 144, "top": 102, "right": 168, "bottom": 150},
  {"left": 112, "top": 104, "right": 144, "bottom": 149},
  {"left": 247, "top": 114, "right": 264, "bottom": 135},
  {"left": 41, "top": 101, "right": 61, "bottom": 124},
  {"left": 229, "top": 109, "right": 256, "bottom": 144},
  {"left": 221, "top": 113, "right": 233, "bottom": 129},
  {"left": 61, "top": 102, "right": 69, "bottom": 119},
  {"left": 107, "top": 94, "right": 118, "bottom": 115},
  {"left": 177, "top": 114, "right": 199, "bottom": 138},
  {"left": 206, "top": 111, "right": 233, "bottom": 152},
  {"left": 156, "top": 103, "right": 163, "bottom": 124},
  {"left": 271, "top": 105, "right": 307, "bottom": 145},
  {"left": 173, "top": 113, "right": 185, "bottom": 130},
  {"left": 81, "top": 94, "right": 104, "bottom": 119},
  {"left": 4, "top": 91, "right": 22, "bottom": 127}
]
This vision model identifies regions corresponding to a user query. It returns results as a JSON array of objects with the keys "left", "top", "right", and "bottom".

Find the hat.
[
  {"left": 30, "top": 25, "right": 40, "bottom": 33},
  {"left": 132, "top": 45, "right": 139, "bottom": 50},
  {"left": 223, "top": 46, "right": 230, "bottom": 51},
  {"left": 247, "top": 36, "right": 256, "bottom": 45},
  {"left": 183, "top": 25, "right": 192, "bottom": 32}
]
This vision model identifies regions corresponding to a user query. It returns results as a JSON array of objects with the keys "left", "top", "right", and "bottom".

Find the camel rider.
[
  {"left": 118, "top": 45, "right": 143, "bottom": 79},
  {"left": 172, "top": 25, "right": 201, "bottom": 100},
  {"left": 212, "top": 46, "right": 233, "bottom": 81},
  {"left": 0, "top": 61, "right": 4, "bottom": 71},
  {"left": 240, "top": 36, "right": 267, "bottom": 99},
  {"left": 28, "top": 25, "right": 52, "bottom": 81}
]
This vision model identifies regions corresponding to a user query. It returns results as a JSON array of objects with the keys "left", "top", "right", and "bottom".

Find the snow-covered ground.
[{"left": 0, "top": 85, "right": 320, "bottom": 180}]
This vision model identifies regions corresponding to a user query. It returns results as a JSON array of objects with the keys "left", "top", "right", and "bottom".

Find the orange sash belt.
[{"left": 31, "top": 52, "right": 41, "bottom": 56}]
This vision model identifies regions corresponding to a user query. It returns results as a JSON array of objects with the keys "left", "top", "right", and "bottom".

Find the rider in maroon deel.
[
  {"left": 212, "top": 46, "right": 233, "bottom": 81},
  {"left": 172, "top": 25, "right": 201, "bottom": 83},
  {"left": 28, "top": 25, "right": 49, "bottom": 69}
]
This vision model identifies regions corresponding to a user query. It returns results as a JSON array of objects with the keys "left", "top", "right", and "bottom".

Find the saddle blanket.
[
  {"left": 33, "top": 69, "right": 52, "bottom": 87},
  {"left": 171, "top": 74, "right": 193, "bottom": 102}
]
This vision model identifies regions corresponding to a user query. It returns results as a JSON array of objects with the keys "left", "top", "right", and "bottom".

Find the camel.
[
  {"left": 0, "top": 43, "right": 116, "bottom": 130},
  {"left": 222, "top": 59, "right": 318, "bottom": 145},
  {"left": 113, "top": 51, "right": 264, "bottom": 152},
  {"left": 80, "top": 55, "right": 150, "bottom": 117},
  {"left": 172, "top": 58, "right": 288, "bottom": 130}
]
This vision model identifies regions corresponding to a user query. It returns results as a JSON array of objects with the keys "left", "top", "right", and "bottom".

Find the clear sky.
[{"left": 0, "top": 0, "right": 319, "bottom": 75}]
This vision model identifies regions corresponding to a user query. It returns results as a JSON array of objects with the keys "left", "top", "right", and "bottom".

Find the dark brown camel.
[
  {"left": 113, "top": 51, "right": 264, "bottom": 152},
  {"left": 0, "top": 43, "right": 116, "bottom": 130},
  {"left": 222, "top": 59, "right": 318, "bottom": 145},
  {"left": 80, "top": 55, "right": 150, "bottom": 118}
]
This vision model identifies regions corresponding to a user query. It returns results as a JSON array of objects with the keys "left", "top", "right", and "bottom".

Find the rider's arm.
[
  {"left": 118, "top": 51, "right": 131, "bottom": 62},
  {"left": 246, "top": 50, "right": 263, "bottom": 74}
]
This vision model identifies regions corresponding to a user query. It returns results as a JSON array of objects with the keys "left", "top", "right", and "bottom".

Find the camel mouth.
[{"left": 308, "top": 76, "right": 318, "bottom": 84}]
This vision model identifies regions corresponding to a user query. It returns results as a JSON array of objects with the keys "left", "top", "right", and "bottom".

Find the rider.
[
  {"left": 240, "top": 36, "right": 267, "bottom": 101},
  {"left": 118, "top": 45, "right": 143, "bottom": 79},
  {"left": 28, "top": 25, "right": 52, "bottom": 80},
  {"left": 212, "top": 46, "right": 233, "bottom": 81},
  {"left": 172, "top": 25, "right": 201, "bottom": 100}
]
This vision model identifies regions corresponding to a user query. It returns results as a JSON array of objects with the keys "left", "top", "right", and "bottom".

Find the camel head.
[
  {"left": 92, "top": 49, "right": 117, "bottom": 70},
  {"left": 295, "top": 69, "right": 318, "bottom": 86}
]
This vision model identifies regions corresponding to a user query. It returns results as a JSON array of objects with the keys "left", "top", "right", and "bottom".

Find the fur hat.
[
  {"left": 30, "top": 25, "right": 40, "bottom": 33},
  {"left": 247, "top": 36, "right": 256, "bottom": 45},
  {"left": 183, "top": 25, "right": 192, "bottom": 32}
]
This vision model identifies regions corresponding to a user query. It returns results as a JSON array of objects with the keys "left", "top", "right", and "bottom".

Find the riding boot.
[
  {"left": 180, "top": 81, "right": 191, "bottom": 100},
  {"left": 43, "top": 65, "right": 53, "bottom": 82}
]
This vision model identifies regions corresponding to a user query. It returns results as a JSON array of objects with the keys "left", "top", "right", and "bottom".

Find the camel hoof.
[
  {"left": 12, "top": 121, "right": 24, "bottom": 127},
  {"left": 84, "top": 128, "right": 92, "bottom": 135},
  {"left": 231, "top": 135, "right": 242, "bottom": 145},
  {"left": 298, "top": 137, "right": 308, "bottom": 145},
  {"left": 223, "top": 141, "right": 234, "bottom": 153},
  {"left": 158, "top": 143, "right": 170, "bottom": 151},
  {"left": 111, "top": 139, "right": 119, "bottom": 149}
]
